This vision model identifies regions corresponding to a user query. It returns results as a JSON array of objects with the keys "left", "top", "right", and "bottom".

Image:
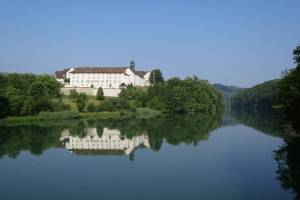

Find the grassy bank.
[
  {"left": 0, "top": 108, "right": 161, "bottom": 125},
  {"left": 0, "top": 111, "right": 120, "bottom": 125},
  {"left": 61, "top": 95, "right": 103, "bottom": 111}
]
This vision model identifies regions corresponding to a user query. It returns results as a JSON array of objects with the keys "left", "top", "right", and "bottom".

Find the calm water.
[{"left": 0, "top": 113, "right": 299, "bottom": 200}]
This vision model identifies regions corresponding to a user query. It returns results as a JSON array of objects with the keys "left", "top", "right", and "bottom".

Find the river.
[{"left": 0, "top": 112, "right": 299, "bottom": 200}]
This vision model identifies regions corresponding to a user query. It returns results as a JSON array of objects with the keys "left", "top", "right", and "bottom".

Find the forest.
[
  {"left": 0, "top": 73, "right": 67, "bottom": 118},
  {"left": 231, "top": 79, "right": 280, "bottom": 111}
]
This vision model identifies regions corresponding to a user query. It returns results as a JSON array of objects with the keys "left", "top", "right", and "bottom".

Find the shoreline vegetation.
[
  {"left": 0, "top": 45, "right": 298, "bottom": 134},
  {"left": 231, "top": 45, "right": 300, "bottom": 134},
  {"left": 0, "top": 69, "right": 222, "bottom": 125},
  {"left": 0, "top": 108, "right": 162, "bottom": 125}
]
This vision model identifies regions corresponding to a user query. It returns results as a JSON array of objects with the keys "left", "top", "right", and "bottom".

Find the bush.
[
  {"left": 98, "top": 98, "right": 137, "bottom": 112},
  {"left": 75, "top": 93, "right": 88, "bottom": 112},
  {"left": 96, "top": 87, "right": 105, "bottom": 100},
  {"left": 51, "top": 99, "right": 71, "bottom": 111},
  {"left": 100, "top": 98, "right": 117, "bottom": 112},
  {"left": 69, "top": 89, "right": 78, "bottom": 100},
  {"left": 87, "top": 103, "right": 97, "bottom": 112}
]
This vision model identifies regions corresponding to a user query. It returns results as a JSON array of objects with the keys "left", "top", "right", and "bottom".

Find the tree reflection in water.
[
  {"left": 0, "top": 112, "right": 222, "bottom": 158},
  {"left": 274, "top": 137, "right": 300, "bottom": 200},
  {"left": 1, "top": 111, "right": 299, "bottom": 197},
  {"left": 232, "top": 108, "right": 300, "bottom": 199}
]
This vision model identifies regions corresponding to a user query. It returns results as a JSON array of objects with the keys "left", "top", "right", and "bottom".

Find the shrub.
[
  {"left": 99, "top": 99, "right": 115, "bottom": 112},
  {"left": 69, "top": 89, "right": 78, "bottom": 100},
  {"left": 98, "top": 98, "right": 137, "bottom": 112},
  {"left": 75, "top": 93, "right": 87, "bottom": 112},
  {"left": 96, "top": 87, "right": 105, "bottom": 100},
  {"left": 51, "top": 99, "right": 71, "bottom": 111},
  {"left": 87, "top": 102, "right": 97, "bottom": 112}
]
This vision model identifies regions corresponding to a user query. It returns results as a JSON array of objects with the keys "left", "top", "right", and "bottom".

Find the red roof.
[
  {"left": 55, "top": 68, "right": 69, "bottom": 79},
  {"left": 70, "top": 67, "right": 128, "bottom": 74},
  {"left": 134, "top": 70, "right": 148, "bottom": 78}
]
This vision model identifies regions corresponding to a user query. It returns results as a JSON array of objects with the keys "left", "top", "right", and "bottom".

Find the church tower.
[{"left": 129, "top": 59, "right": 135, "bottom": 71}]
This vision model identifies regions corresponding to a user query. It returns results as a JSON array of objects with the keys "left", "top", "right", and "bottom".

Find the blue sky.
[{"left": 0, "top": 0, "right": 299, "bottom": 87}]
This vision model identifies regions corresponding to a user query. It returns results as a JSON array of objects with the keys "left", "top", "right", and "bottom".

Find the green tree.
[
  {"left": 119, "top": 86, "right": 147, "bottom": 107},
  {"left": 0, "top": 73, "right": 60, "bottom": 117},
  {"left": 293, "top": 45, "right": 300, "bottom": 64},
  {"left": 69, "top": 89, "right": 78, "bottom": 100},
  {"left": 75, "top": 93, "right": 88, "bottom": 112},
  {"left": 278, "top": 46, "right": 300, "bottom": 130},
  {"left": 35, "top": 75, "right": 60, "bottom": 97},
  {"left": 27, "top": 81, "right": 53, "bottom": 114},
  {"left": 96, "top": 87, "right": 105, "bottom": 100},
  {"left": 149, "top": 69, "right": 164, "bottom": 84},
  {"left": 146, "top": 77, "right": 221, "bottom": 114},
  {"left": 0, "top": 96, "right": 9, "bottom": 119}
]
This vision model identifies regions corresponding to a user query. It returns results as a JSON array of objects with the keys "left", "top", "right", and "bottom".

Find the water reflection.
[
  {"left": 0, "top": 125, "right": 63, "bottom": 158},
  {"left": 0, "top": 113, "right": 221, "bottom": 158},
  {"left": 60, "top": 128, "right": 150, "bottom": 160},
  {"left": 232, "top": 108, "right": 300, "bottom": 199},
  {"left": 231, "top": 109, "right": 284, "bottom": 137},
  {"left": 0, "top": 111, "right": 299, "bottom": 198},
  {"left": 274, "top": 137, "right": 300, "bottom": 199}
]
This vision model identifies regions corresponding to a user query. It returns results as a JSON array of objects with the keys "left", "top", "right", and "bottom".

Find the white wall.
[
  {"left": 144, "top": 72, "right": 151, "bottom": 86},
  {"left": 60, "top": 87, "right": 121, "bottom": 97},
  {"left": 68, "top": 68, "right": 135, "bottom": 88},
  {"left": 60, "top": 68, "right": 150, "bottom": 95}
]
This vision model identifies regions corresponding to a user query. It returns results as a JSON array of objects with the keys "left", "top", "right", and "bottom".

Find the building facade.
[{"left": 55, "top": 62, "right": 151, "bottom": 89}]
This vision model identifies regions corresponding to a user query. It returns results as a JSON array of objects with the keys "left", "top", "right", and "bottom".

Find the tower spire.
[{"left": 129, "top": 58, "right": 135, "bottom": 71}]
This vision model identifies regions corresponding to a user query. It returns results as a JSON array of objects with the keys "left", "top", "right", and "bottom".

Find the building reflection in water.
[{"left": 60, "top": 128, "right": 150, "bottom": 159}]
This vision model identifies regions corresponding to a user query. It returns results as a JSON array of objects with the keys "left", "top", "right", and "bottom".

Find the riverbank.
[{"left": 0, "top": 108, "right": 162, "bottom": 126}]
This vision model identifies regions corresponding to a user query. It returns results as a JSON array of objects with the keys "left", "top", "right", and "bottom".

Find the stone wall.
[{"left": 60, "top": 87, "right": 121, "bottom": 97}]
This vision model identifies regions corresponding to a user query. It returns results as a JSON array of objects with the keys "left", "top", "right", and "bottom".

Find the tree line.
[
  {"left": 0, "top": 73, "right": 70, "bottom": 118},
  {"left": 66, "top": 71, "right": 222, "bottom": 115},
  {"left": 231, "top": 79, "right": 280, "bottom": 111},
  {"left": 0, "top": 68, "right": 222, "bottom": 119},
  {"left": 231, "top": 45, "right": 300, "bottom": 131}
]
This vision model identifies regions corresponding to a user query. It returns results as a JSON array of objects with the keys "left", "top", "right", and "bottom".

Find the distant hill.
[
  {"left": 213, "top": 84, "right": 244, "bottom": 94},
  {"left": 213, "top": 83, "right": 245, "bottom": 108},
  {"left": 231, "top": 79, "right": 280, "bottom": 112}
]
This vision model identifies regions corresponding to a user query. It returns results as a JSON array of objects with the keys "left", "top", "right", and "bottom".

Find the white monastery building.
[{"left": 55, "top": 60, "right": 151, "bottom": 89}]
